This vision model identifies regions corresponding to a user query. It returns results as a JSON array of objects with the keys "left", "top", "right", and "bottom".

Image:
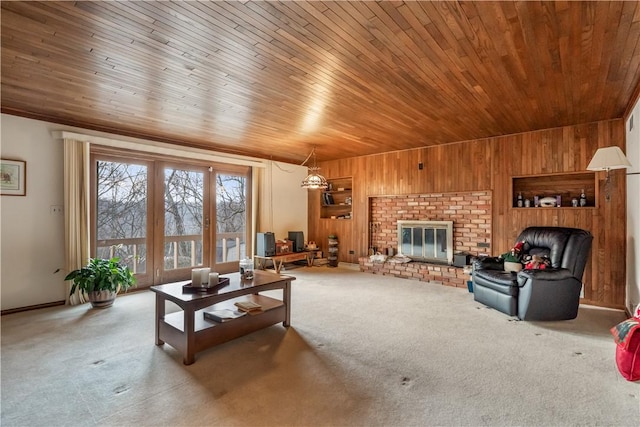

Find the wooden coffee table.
[{"left": 150, "top": 270, "right": 294, "bottom": 365}]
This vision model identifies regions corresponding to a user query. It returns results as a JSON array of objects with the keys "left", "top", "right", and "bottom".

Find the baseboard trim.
[
  {"left": 338, "top": 262, "right": 360, "bottom": 270},
  {"left": 1, "top": 300, "right": 66, "bottom": 316}
]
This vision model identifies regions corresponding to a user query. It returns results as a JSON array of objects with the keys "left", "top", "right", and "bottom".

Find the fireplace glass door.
[{"left": 398, "top": 220, "right": 453, "bottom": 264}]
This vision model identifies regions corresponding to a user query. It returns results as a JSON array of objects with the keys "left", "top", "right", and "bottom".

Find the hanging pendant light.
[{"left": 300, "top": 147, "right": 328, "bottom": 189}]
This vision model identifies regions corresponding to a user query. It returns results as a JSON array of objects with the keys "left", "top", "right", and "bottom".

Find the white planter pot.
[{"left": 504, "top": 261, "right": 522, "bottom": 273}]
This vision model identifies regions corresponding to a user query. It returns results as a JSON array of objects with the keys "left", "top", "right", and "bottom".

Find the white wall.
[
  {"left": 0, "top": 113, "right": 308, "bottom": 311},
  {"left": 626, "top": 100, "right": 640, "bottom": 314},
  {"left": 257, "top": 161, "right": 309, "bottom": 241},
  {"left": 1, "top": 115, "right": 66, "bottom": 309}
]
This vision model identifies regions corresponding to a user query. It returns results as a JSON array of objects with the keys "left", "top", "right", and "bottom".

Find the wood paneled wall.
[{"left": 309, "top": 119, "right": 626, "bottom": 309}]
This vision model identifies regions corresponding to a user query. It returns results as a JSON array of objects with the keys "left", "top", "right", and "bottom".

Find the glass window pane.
[
  {"left": 164, "top": 168, "right": 204, "bottom": 269},
  {"left": 436, "top": 228, "right": 447, "bottom": 260},
  {"left": 424, "top": 229, "right": 435, "bottom": 259},
  {"left": 96, "top": 161, "right": 147, "bottom": 274},
  {"left": 412, "top": 227, "right": 422, "bottom": 256},
  {"left": 216, "top": 174, "right": 246, "bottom": 263},
  {"left": 401, "top": 227, "right": 412, "bottom": 255}
]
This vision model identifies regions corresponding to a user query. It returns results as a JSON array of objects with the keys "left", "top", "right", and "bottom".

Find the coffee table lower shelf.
[{"left": 158, "top": 295, "right": 285, "bottom": 361}]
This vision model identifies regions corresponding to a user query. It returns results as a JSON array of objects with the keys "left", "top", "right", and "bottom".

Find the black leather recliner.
[{"left": 472, "top": 227, "right": 593, "bottom": 320}]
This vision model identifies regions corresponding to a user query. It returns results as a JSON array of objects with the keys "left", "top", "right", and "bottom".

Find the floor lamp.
[{"left": 586, "top": 146, "right": 632, "bottom": 201}]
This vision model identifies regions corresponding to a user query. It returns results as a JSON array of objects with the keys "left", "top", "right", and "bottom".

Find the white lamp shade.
[{"left": 587, "top": 146, "right": 632, "bottom": 171}]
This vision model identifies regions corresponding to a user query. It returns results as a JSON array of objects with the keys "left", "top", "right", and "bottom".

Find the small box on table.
[{"left": 276, "top": 240, "right": 293, "bottom": 253}]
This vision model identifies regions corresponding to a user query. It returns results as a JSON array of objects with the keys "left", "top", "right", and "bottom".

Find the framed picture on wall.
[{"left": 0, "top": 159, "right": 26, "bottom": 196}]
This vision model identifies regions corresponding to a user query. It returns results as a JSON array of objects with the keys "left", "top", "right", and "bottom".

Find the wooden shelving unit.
[
  {"left": 511, "top": 172, "right": 597, "bottom": 208},
  {"left": 321, "top": 177, "right": 353, "bottom": 219}
]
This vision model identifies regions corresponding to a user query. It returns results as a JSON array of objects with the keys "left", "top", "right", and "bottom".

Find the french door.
[
  {"left": 214, "top": 172, "right": 249, "bottom": 270},
  {"left": 157, "top": 162, "right": 211, "bottom": 283},
  {"left": 93, "top": 156, "right": 154, "bottom": 286},
  {"left": 91, "top": 150, "right": 250, "bottom": 288}
]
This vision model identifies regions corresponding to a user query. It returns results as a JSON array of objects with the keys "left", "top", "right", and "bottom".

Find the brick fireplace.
[{"left": 360, "top": 191, "right": 492, "bottom": 288}]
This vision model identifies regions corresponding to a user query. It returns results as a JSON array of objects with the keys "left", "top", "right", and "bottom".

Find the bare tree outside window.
[
  {"left": 216, "top": 174, "right": 246, "bottom": 262},
  {"left": 96, "top": 158, "right": 249, "bottom": 278},
  {"left": 164, "top": 168, "right": 204, "bottom": 269},
  {"left": 96, "top": 161, "right": 148, "bottom": 273}
]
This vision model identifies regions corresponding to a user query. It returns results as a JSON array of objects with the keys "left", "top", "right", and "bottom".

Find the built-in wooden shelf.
[
  {"left": 512, "top": 171, "right": 597, "bottom": 208},
  {"left": 321, "top": 177, "right": 352, "bottom": 219}
]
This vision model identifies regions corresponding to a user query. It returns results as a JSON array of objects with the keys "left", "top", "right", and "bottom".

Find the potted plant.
[
  {"left": 64, "top": 257, "right": 137, "bottom": 308},
  {"left": 501, "top": 241, "right": 525, "bottom": 272}
]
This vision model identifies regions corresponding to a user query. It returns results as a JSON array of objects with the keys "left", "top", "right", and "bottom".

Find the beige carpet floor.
[{"left": 1, "top": 266, "right": 639, "bottom": 426}]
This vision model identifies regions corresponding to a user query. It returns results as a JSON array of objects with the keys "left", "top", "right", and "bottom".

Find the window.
[
  {"left": 94, "top": 157, "right": 152, "bottom": 285},
  {"left": 91, "top": 149, "right": 251, "bottom": 287},
  {"left": 215, "top": 173, "right": 247, "bottom": 264}
]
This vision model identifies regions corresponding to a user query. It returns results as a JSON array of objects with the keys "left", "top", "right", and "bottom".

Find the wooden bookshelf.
[{"left": 321, "top": 177, "right": 353, "bottom": 219}]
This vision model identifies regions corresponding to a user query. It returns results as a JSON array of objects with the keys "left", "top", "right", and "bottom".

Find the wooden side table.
[{"left": 255, "top": 251, "right": 316, "bottom": 273}]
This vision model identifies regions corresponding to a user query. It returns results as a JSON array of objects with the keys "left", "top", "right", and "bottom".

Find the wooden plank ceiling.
[{"left": 2, "top": 1, "right": 640, "bottom": 164}]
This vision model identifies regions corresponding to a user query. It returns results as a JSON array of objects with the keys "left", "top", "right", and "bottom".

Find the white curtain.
[
  {"left": 251, "top": 166, "right": 260, "bottom": 257},
  {"left": 254, "top": 162, "right": 274, "bottom": 233},
  {"left": 63, "top": 139, "right": 90, "bottom": 305}
]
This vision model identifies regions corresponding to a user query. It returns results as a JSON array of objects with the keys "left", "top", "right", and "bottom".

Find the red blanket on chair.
[{"left": 611, "top": 318, "right": 640, "bottom": 381}]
